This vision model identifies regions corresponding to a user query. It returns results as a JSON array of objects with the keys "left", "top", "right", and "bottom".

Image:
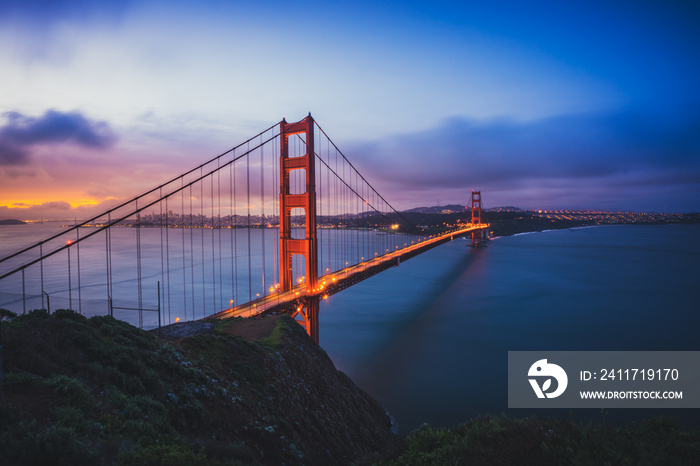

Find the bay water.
[
  {"left": 319, "top": 224, "right": 700, "bottom": 432},
  {"left": 2, "top": 223, "right": 698, "bottom": 432}
]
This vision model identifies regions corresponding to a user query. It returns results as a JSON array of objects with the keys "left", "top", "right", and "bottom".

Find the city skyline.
[{"left": 1, "top": 0, "right": 699, "bottom": 220}]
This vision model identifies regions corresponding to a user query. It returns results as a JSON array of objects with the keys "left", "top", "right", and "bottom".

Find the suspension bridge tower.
[
  {"left": 471, "top": 190, "right": 484, "bottom": 247},
  {"left": 279, "top": 114, "right": 320, "bottom": 343}
]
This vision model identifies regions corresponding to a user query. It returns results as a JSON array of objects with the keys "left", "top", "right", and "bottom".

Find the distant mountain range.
[{"left": 0, "top": 219, "right": 26, "bottom": 225}]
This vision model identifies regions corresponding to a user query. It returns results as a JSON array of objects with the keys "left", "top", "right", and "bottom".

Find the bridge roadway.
[{"left": 210, "top": 223, "right": 489, "bottom": 321}]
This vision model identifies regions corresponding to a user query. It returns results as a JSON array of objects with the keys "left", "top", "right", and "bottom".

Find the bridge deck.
[{"left": 210, "top": 223, "right": 489, "bottom": 321}]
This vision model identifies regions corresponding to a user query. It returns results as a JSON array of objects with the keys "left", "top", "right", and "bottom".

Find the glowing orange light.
[{"left": 175, "top": 317, "right": 180, "bottom": 322}]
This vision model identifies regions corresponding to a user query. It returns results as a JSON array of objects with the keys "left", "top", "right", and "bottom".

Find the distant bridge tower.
[
  {"left": 279, "top": 114, "right": 320, "bottom": 343},
  {"left": 471, "top": 190, "right": 483, "bottom": 247}
]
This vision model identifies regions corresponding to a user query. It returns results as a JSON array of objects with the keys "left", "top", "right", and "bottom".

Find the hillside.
[
  {"left": 2, "top": 310, "right": 699, "bottom": 465},
  {"left": 0, "top": 310, "right": 399, "bottom": 465}
]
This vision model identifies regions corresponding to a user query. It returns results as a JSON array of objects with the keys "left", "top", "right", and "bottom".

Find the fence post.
[
  {"left": 157, "top": 281, "right": 161, "bottom": 328},
  {"left": 43, "top": 291, "right": 50, "bottom": 315},
  {"left": 22, "top": 269, "right": 26, "bottom": 314}
]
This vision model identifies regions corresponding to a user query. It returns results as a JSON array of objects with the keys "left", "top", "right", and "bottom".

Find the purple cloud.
[
  {"left": 347, "top": 107, "right": 700, "bottom": 212},
  {"left": 0, "top": 110, "right": 116, "bottom": 165}
]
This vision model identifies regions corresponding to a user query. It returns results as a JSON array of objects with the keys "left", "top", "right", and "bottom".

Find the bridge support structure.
[
  {"left": 471, "top": 190, "right": 485, "bottom": 247},
  {"left": 279, "top": 114, "right": 320, "bottom": 343}
]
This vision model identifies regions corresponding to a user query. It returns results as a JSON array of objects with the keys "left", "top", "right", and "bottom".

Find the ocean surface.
[{"left": 2, "top": 223, "right": 699, "bottom": 432}]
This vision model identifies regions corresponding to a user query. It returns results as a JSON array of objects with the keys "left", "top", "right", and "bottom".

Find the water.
[
  {"left": 319, "top": 225, "right": 700, "bottom": 433},
  {"left": 2, "top": 223, "right": 698, "bottom": 432},
  {"left": 0, "top": 223, "right": 419, "bottom": 327}
]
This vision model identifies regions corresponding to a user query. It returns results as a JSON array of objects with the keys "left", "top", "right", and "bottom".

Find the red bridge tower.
[
  {"left": 471, "top": 190, "right": 484, "bottom": 247},
  {"left": 279, "top": 114, "right": 320, "bottom": 343}
]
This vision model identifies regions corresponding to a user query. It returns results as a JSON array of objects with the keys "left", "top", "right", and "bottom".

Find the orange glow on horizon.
[{"left": 2, "top": 197, "right": 109, "bottom": 210}]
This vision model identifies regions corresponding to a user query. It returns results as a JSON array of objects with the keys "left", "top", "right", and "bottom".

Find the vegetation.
[
  {"left": 2, "top": 309, "right": 698, "bottom": 465},
  {"left": 379, "top": 414, "right": 700, "bottom": 465},
  {"left": 0, "top": 309, "right": 395, "bottom": 465}
]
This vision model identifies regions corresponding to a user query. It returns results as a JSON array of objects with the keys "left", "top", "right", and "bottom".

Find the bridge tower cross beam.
[
  {"left": 279, "top": 114, "right": 320, "bottom": 343},
  {"left": 471, "top": 190, "right": 483, "bottom": 247}
]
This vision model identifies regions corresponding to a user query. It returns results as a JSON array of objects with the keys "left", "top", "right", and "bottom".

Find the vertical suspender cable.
[
  {"left": 159, "top": 196, "right": 165, "bottom": 324},
  {"left": 181, "top": 181, "right": 187, "bottom": 320},
  {"left": 229, "top": 154, "right": 235, "bottom": 307},
  {"left": 326, "top": 137, "right": 330, "bottom": 274},
  {"left": 273, "top": 131, "right": 279, "bottom": 292},
  {"left": 76, "top": 218, "right": 82, "bottom": 314},
  {"left": 189, "top": 185, "right": 195, "bottom": 320},
  {"left": 211, "top": 173, "right": 216, "bottom": 314},
  {"left": 165, "top": 197, "right": 171, "bottom": 325},
  {"left": 108, "top": 212, "right": 113, "bottom": 307},
  {"left": 234, "top": 157, "right": 239, "bottom": 305},
  {"left": 247, "top": 142, "right": 252, "bottom": 302},
  {"left": 136, "top": 201, "right": 142, "bottom": 319},
  {"left": 260, "top": 135, "right": 266, "bottom": 296},
  {"left": 218, "top": 160, "right": 223, "bottom": 311},
  {"left": 103, "top": 224, "right": 108, "bottom": 312},
  {"left": 200, "top": 168, "right": 206, "bottom": 316}
]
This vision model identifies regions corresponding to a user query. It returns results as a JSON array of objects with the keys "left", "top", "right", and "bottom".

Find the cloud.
[
  {"left": 0, "top": 110, "right": 117, "bottom": 165},
  {"left": 348, "top": 108, "right": 700, "bottom": 211}
]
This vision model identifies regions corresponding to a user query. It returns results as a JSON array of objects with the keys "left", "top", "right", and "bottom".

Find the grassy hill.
[
  {"left": 1, "top": 309, "right": 698, "bottom": 465},
  {"left": 0, "top": 310, "right": 398, "bottom": 465}
]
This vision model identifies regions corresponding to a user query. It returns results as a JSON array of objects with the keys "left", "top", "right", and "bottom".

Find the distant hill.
[
  {"left": 488, "top": 206, "right": 524, "bottom": 212},
  {"left": 0, "top": 219, "right": 26, "bottom": 225},
  {"left": 403, "top": 204, "right": 467, "bottom": 214},
  {"left": 403, "top": 205, "right": 525, "bottom": 214}
]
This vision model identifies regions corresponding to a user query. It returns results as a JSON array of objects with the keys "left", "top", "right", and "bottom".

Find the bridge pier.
[{"left": 289, "top": 296, "right": 320, "bottom": 344}]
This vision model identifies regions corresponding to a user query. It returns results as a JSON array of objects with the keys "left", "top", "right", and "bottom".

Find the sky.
[{"left": 1, "top": 0, "right": 699, "bottom": 219}]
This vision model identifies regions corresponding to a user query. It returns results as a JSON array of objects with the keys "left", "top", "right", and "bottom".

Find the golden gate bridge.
[{"left": 0, "top": 115, "right": 488, "bottom": 343}]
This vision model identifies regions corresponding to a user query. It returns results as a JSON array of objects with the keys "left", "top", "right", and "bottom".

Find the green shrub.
[
  {"left": 53, "top": 308, "right": 87, "bottom": 322},
  {"left": 116, "top": 440, "right": 207, "bottom": 466}
]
